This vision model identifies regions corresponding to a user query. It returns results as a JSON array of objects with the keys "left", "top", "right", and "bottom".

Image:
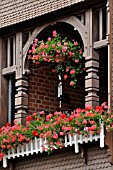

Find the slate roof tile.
[
  {"left": 14, "top": 145, "right": 113, "bottom": 170},
  {"left": 0, "top": 0, "right": 85, "bottom": 28}
]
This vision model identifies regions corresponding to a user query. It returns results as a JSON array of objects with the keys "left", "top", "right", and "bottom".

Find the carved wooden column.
[
  {"left": 85, "top": 9, "right": 99, "bottom": 107},
  {"left": 15, "top": 32, "right": 28, "bottom": 124},
  {"left": 0, "top": 38, "right": 8, "bottom": 126}
]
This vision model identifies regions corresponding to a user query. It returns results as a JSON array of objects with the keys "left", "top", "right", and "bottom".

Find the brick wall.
[
  {"left": 28, "top": 46, "right": 108, "bottom": 115},
  {"left": 28, "top": 61, "right": 85, "bottom": 114}
]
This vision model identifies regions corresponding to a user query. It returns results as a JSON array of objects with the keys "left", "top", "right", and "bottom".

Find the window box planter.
[{"left": 3, "top": 124, "right": 104, "bottom": 168}]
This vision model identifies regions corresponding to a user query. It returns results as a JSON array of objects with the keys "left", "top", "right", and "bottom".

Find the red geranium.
[
  {"left": 0, "top": 153, "right": 4, "bottom": 161},
  {"left": 61, "top": 114, "right": 67, "bottom": 119},
  {"left": 26, "top": 116, "right": 32, "bottom": 121},
  {"left": 32, "top": 130, "right": 38, "bottom": 137}
]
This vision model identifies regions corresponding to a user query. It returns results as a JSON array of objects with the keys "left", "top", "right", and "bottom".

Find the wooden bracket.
[
  {"left": 80, "top": 144, "right": 87, "bottom": 164},
  {"left": 8, "top": 160, "right": 15, "bottom": 170},
  {"left": 105, "top": 131, "right": 113, "bottom": 164}
]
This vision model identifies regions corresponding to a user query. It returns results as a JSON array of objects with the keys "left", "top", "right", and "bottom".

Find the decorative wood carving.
[
  {"left": 23, "top": 16, "right": 86, "bottom": 74},
  {"left": 85, "top": 9, "right": 99, "bottom": 107},
  {"left": 15, "top": 32, "right": 28, "bottom": 124},
  {"left": 15, "top": 76, "right": 28, "bottom": 125}
]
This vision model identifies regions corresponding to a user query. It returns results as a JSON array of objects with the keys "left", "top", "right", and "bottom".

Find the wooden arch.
[{"left": 23, "top": 16, "right": 86, "bottom": 74}]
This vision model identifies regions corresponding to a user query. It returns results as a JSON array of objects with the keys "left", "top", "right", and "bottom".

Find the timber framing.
[
  {"left": 0, "top": 1, "right": 111, "bottom": 162},
  {"left": 0, "top": 0, "right": 108, "bottom": 125},
  {"left": 93, "top": 39, "right": 108, "bottom": 49},
  {"left": 0, "top": 38, "right": 8, "bottom": 126},
  {"left": 0, "top": 0, "right": 113, "bottom": 168},
  {"left": 105, "top": 0, "right": 113, "bottom": 165}
]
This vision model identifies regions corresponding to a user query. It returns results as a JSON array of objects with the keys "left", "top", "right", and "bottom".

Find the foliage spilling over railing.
[
  {"left": 0, "top": 102, "right": 112, "bottom": 168},
  {"left": 3, "top": 129, "right": 104, "bottom": 168}
]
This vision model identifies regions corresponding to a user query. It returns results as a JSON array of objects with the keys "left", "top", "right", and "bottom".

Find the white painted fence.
[{"left": 3, "top": 124, "right": 104, "bottom": 168}]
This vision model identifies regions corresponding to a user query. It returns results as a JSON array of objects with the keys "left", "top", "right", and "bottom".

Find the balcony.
[{"left": 3, "top": 124, "right": 104, "bottom": 168}]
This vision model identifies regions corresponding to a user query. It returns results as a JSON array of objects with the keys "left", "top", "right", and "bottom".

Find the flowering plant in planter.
[
  {"left": 0, "top": 102, "right": 113, "bottom": 160},
  {"left": 28, "top": 30, "right": 84, "bottom": 87}
]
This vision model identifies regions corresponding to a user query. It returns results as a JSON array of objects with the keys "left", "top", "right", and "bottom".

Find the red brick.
[
  {"left": 28, "top": 61, "right": 85, "bottom": 114},
  {"left": 44, "top": 105, "right": 50, "bottom": 110},
  {"left": 29, "top": 99, "right": 35, "bottom": 103},
  {"left": 39, "top": 96, "right": 44, "bottom": 100}
]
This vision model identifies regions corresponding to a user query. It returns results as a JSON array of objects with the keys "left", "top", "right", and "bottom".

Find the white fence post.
[
  {"left": 3, "top": 155, "right": 7, "bottom": 168},
  {"left": 100, "top": 123, "right": 104, "bottom": 148},
  {"left": 74, "top": 134, "right": 79, "bottom": 153}
]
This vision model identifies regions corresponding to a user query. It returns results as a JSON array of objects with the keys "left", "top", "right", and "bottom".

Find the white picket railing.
[{"left": 3, "top": 124, "right": 104, "bottom": 168}]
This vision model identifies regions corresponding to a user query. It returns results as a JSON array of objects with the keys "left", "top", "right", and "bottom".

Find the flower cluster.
[
  {"left": 28, "top": 30, "right": 84, "bottom": 87},
  {"left": 0, "top": 103, "right": 112, "bottom": 159}
]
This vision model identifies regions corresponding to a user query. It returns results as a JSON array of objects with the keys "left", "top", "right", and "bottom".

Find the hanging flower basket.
[
  {"left": 28, "top": 30, "right": 84, "bottom": 87},
  {"left": 54, "top": 55, "right": 65, "bottom": 63}
]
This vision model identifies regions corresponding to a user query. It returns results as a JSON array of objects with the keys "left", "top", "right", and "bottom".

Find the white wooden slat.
[
  {"left": 93, "top": 135, "right": 98, "bottom": 141},
  {"left": 69, "top": 134, "right": 72, "bottom": 146},
  {"left": 79, "top": 135, "right": 83, "bottom": 144},
  {"left": 17, "top": 146, "right": 19, "bottom": 157},
  {"left": 25, "top": 143, "right": 29, "bottom": 156},
  {"left": 84, "top": 136, "right": 88, "bottom": 143},
  {"left": 11, "top": 148, "right": 15, "bottom": 158},
  {"left": 100, "top": 123, "right": 104, "bottom": 148},
  {"left": 74, "top": 134, "right": 79, "bottom": 153},
  {"left": 39, "top": 138, "right": 43, "bottom": 153},
  {"left": 64, "top": 135, "right": 68, "bottom": 147},
  {"left": 21, "top": 145, "right": 24, "bottom": 157},
  {"left": 3, "top": 155, "right": 7, "bottom": 168},
  {"left": 89, "top": 135, "right": 93, "bottom": 142},
  {"left": 7, "top": 150, "right": 11, "bottom": 159},
  {"left": 37, "top": 138, "right": 40, "bottom": 152},
  {"left": 30, "top": 141, "right": 33, "bottom": 155},
  {"left": 44, "top": 138, "right": 49, "bottom": 152},
  {"left": 2, "top": 126, "right": 105, "bottom": 168},
  {"left": 34, "top": 137, "right": 38, "bottom": 154}
]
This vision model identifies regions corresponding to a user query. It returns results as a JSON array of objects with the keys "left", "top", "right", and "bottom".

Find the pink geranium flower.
[
  {"left": 52, "top": 30, "right": 57, "bottom": 37},
  {"left": 74, "top": 41, "right": 78, "bottom": 46},
  {"left": 70, "top": 81, "right": 74, "bottom": 86},
  {"left": 70, "top": 69, "right": 76, "bottom": 74},
  {"left": 34, "top": 38, "right": 38, "bottom": 43},
  {"left": 64, "top": 74, "right": 68, "bottom": 79},
  {"left": 48, "top": 37, "right": 51, "bottom": 41}
]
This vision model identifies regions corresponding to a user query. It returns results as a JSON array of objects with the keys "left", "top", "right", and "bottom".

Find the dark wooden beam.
[
  {"left": 105, "top": 0, "right": 113, "bottom": 164},
  {"left": 0, "top": 38, "right": 8, "bottom": 126}
]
